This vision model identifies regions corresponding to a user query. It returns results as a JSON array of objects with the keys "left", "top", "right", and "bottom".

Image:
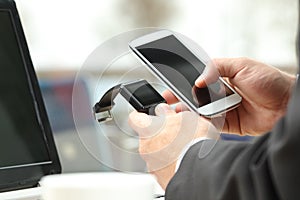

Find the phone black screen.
[{"left": 136, "top": 35, "right": 233, "bottom": 108}]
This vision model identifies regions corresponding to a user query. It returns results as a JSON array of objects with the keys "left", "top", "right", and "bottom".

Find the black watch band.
[{"left": 93, "top": 84, "right": 121, "bottom": 122}]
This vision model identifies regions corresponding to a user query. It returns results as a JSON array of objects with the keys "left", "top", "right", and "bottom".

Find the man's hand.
[
  {"left": 128, "top": 103, "right": 218, "bottom": 189},
  {"left": 165, "top": 57, "right": 296, "bottom": 135}
]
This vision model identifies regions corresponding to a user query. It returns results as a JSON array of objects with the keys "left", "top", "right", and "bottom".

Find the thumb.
[
  {"left": 195, "top": 60, "right": 220, "bottom": 88},
  {"left": 212, "top": 58, "right": 246, "bottom": 78},
  {"left": 128, "top": 111, "right": 153, "bottom": 137},
  {"left": 155, "top": 103, "right": 176, "bottom": 116}
]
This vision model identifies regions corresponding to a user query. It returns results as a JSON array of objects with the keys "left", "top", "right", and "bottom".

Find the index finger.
[{"left": 162, "top": 90, "right": 179, "bottom": 104}]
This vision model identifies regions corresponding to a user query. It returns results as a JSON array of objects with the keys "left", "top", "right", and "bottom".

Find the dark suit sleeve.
[{"left": 165, "top": 83, "right": 300, "bottom": 200}]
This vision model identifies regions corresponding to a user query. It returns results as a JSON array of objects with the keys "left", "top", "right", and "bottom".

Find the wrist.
[
  {"left": 289, "top": 73, "right": 298, "bottom": 92},
  {"left": 175, "top": 137, "right": 210, "bottom": 173},
  {"left": 282, "top": 73, "right": 298, "bottom": 106}
]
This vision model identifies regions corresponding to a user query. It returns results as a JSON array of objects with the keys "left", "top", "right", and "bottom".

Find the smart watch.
[{"left": 93, "top": 79, "right": 166, "bottom": 123}]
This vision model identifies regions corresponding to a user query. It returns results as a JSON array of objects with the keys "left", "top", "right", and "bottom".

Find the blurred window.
[{"left": 16, "top": 0, "right": 298, "bottom": 71}]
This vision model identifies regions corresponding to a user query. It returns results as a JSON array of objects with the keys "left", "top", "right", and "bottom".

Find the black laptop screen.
[{"left": 0, "top": 11, "right": 51, "bottom": 169}]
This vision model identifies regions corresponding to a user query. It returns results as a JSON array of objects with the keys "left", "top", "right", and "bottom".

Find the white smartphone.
[{"left": 129, "top": 30, "right": 241, "bottom": 117}]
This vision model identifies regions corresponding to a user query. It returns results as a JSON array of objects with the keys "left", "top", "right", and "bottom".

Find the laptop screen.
[
  {"left": 0, "top": 0, "right": 61, "bottom": 192},
  {"left": 0, "top": 10, "right": 52, "bottom": 169}
]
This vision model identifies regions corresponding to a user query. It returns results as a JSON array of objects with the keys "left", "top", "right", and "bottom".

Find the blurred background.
[{"left": 14, "top": 0, "right": 298, "bottom": 173}]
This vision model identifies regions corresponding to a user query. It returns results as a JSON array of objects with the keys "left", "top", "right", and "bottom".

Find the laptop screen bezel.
[{"left": 0, "top": 0, "right": 61, "bottom": 192}]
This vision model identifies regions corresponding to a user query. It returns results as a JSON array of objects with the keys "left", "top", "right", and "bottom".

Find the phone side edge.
[
  {"left": 197, "top": 93, "right": 242, "bottom": 117},
  {"left": 129, "top": 30, "right": 173, "bottom": 48}
]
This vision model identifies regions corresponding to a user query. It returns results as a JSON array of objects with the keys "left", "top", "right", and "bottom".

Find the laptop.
[{"left": 0, "top": 0, "right": 61, "bottom": 199}]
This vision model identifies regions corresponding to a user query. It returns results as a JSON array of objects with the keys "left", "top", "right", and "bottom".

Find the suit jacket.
[{"left": 165, "top": 19, "right": 300, "bottom": 200}]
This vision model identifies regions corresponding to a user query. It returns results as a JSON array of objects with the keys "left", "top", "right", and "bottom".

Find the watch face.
[{"left": 123, "top": 80, "right": 165, "bottom": 107}]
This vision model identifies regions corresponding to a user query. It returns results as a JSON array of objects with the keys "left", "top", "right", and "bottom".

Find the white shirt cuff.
[{"left": 175, "top": 137, "right": 209, "bottom": 172}]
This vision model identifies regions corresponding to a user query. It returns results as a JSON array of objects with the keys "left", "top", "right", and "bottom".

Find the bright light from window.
[{"left": 15, "top": 0, "right": 298, "bottom": 70}]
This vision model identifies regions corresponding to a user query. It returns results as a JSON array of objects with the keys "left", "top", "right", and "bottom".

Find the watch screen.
[{"left": 124, "top": 81, "right": 165, "bottom": 106}]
